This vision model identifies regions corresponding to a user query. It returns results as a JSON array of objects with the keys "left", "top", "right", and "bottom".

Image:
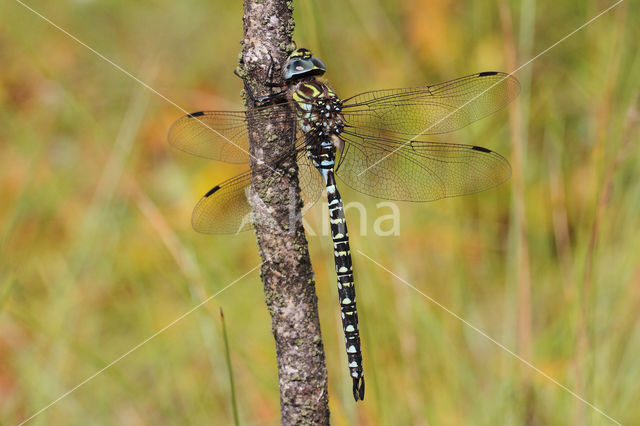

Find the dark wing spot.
[
  {"left": 187, "top": 111, "right": 205, "bottom": 118},
  {"left": 471, "top": 145, "right": 492, "bottom": 153},
  {"left": 478, "top": 71, "right": 498, "bottom": 77},
  {"left": 204, "top": 185, "right": 221, "bottom": 197}
]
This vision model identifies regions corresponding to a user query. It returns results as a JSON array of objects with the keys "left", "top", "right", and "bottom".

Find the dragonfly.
[{"left": 168, "top": 48, "right": 520, "bottom": 401}]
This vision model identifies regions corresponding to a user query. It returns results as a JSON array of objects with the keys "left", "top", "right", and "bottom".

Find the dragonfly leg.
[
  {"left": 263, "top": 53, "right": 282, "bottom": 88},
  {"left": 236, "top": 75, "right": 287, "bottom": 106},
  {"left": 234, "top": 54, "right": 287, "bottom": 106}
]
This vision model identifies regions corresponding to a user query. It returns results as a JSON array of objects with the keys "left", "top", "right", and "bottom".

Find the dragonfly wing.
[
  {"left": 168, "top": 103, "right": 298, "bottom": 163},
  {"left": 192, "top": 170, "right": 254, "bottom": 234},
  {"left": 192, "top": 149, "right": 323, "bottom": 234},
  {"left": 336, "top": 130, "right": 511, "bottom": 201},
  {"left": 168, "top": 111, "right": 252, "bottom": 163},
  {"left": 341, "top": 72, "right": 519, "bottom": 137},
  {"left": 299, "top": 151, "right": 324, "bottom": 215}
]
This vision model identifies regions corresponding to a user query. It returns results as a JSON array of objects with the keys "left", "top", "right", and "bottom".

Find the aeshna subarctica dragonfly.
[{"left": 168, "top": 48, "right": 520, "bottom": 401}]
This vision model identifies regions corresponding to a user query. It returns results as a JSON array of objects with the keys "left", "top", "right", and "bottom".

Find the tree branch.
[{"left": 238, "top": 1, "right": 330, "bottom": 423}]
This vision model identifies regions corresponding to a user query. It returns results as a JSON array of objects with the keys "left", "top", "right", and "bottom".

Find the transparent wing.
[
  {"left": 167, "top": 103, "right": 300, "bottom": 163},
  {"left": 192, "top": 149, "right": 323, "bottom": 234},
  {"left": 341, "top": 72, "right": 519, "bottom": 137},
  {"left": 335, "top": 130, "right": 511, "bottom": 201}
]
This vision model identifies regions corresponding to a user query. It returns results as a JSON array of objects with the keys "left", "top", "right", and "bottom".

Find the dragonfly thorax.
[{"left": 292, "top": 80, "right": 345, "bottom": 138}]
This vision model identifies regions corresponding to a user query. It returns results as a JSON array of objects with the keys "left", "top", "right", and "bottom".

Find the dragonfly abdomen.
[
  {"left": 307, "top": 133, "right": 365, "bottom": 400},
  {"left": 326, "top": 169, "right": 365, "bottom": 401}
]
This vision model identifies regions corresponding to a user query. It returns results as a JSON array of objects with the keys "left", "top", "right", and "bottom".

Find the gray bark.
[{"left": 238, "top": 1, "right": 330, "bottom": 424}]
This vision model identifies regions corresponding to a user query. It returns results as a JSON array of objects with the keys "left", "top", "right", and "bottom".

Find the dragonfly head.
[{"left": 284, "top": 48, "right": 326, "bottom": 81}]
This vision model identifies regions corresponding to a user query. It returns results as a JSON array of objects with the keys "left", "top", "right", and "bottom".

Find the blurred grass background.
[{"left": 1, "top": 0, "right": 639, "bottom": 424}]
